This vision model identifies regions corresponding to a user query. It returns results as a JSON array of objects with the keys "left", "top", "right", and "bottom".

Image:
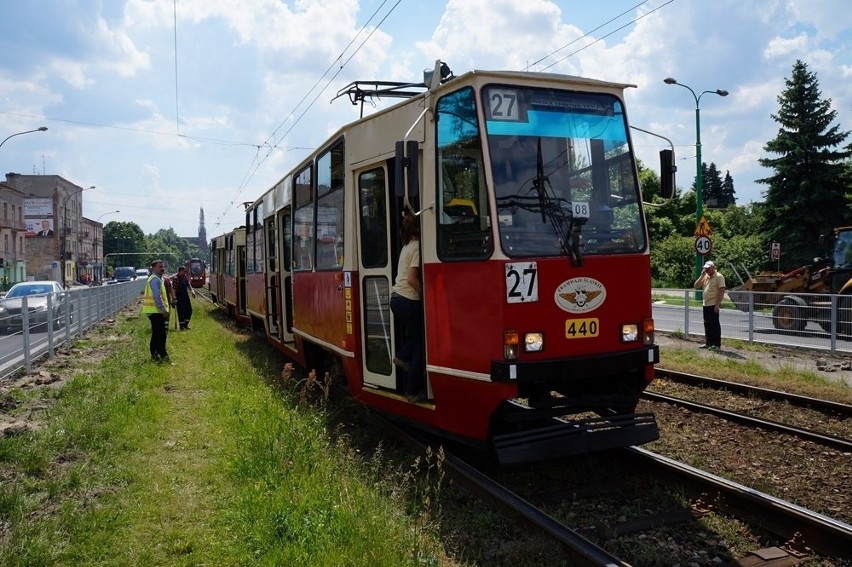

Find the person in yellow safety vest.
[{"left": 142, "top": 259, "right": 171, "bottom": 363}]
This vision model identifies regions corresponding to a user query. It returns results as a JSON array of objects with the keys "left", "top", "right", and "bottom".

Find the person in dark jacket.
[{"left": 173, "top": 266, "right": 196, "bottom": 330}]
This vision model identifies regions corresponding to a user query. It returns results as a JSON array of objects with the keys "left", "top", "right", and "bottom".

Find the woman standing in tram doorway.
[{"left": 390, "top": 212, "right": 425, "bottom": 402}]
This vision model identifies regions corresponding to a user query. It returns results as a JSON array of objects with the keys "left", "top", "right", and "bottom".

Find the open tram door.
[
  {"left": 355, "top": 157, "right": 427, "bottom": 397},
  {"left": 356, "top": 162, "right": 398, "bottom": 390}
]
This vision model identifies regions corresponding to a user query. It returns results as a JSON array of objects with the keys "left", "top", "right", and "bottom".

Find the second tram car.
[
  {"left": 186, "top": 258, "right": 207, "bottom": 288},
  {"left": 209, "top": 62, "right": 674, "bottom": 464}
]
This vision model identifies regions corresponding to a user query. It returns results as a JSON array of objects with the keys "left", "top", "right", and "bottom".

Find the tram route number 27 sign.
[
  {"left": 694, "top": 235, "right": 713, "bottom": 256},
  {"left": 505, "top": 262, "right": 538, "bottom": 303}
]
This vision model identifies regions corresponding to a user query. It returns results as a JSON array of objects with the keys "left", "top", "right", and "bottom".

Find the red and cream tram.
[
  {"left": 186, "top": 258, "right": 207, "bottom": 289},
  {"left": 209, "top": 62, "right": 674, "bottom": 463}
]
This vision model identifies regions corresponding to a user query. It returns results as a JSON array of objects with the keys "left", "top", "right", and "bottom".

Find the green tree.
[
  {"left": 145, "top": 228, "right": 199, "bottom": 272},
  {"left": 758, "top": 60, "right": 852, "bottom": 269},
  {"left": 103, "top": 221, "right": 145, "bottom": 271},
  {"left": 720, "top": 170, "right": 736, "bottom": 207},
  {"left": 702, "top": 162, "right": 724, "bottom": 209}
]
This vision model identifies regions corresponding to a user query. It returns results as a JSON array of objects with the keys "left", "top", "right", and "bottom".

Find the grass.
[
  {"left": 0, "top": 302, "right": 455, "bottom": 566},
  {"left": 658, "top": 338, "right": 852, "bottom": 402}
]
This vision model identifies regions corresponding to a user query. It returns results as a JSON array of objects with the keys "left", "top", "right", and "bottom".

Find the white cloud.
[{"left": 764, "top": 33, "right": 810, "bottom": 59}]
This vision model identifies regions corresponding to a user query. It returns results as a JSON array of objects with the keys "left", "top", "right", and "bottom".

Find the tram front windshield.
[{"left": 483, "top": 85, "right": 645, "bottom": 258}]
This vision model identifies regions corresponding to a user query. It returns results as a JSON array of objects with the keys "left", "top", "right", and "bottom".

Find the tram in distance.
[
  {"left": 209, "top": 61, "right": 675, "bottom": 464},
  {"left": 186, "top": 258, "right": 206, "bottom": 288}
]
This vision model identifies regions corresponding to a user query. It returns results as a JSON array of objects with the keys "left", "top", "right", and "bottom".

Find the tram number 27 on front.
[{"left": 505, "top": 262, "right": 538, "bottom": 303}]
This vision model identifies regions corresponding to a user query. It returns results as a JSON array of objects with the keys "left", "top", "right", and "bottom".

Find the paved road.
[{"left": 652, "top": 302, "right": 852, "bottom": 354}]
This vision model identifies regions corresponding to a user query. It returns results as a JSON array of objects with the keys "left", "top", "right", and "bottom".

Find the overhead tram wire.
[
  {"left": 539, "top": 0, "right": 675, "bottom": 72},
  {"left": 173, "top": 0, "right": 180, "bottom": 136},
  {"left": 525, "top": 0, "right": 651, "bottom": 71},
  {"left": 262, "top": 0, "right": 396, "bottom": 154},
  {"left": 211, "top": 0, "right": 404, "bottom": 232},
  {"left": 212, "top": 0, "right": 402, "bottom": 231}
]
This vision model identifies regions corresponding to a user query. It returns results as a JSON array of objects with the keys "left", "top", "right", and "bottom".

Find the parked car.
[
  {"left": 0, "top": 281, "right": 73, "bottom": 333},
  {"left": 114, "top": 267, "right": 137, "bottom": 282}
]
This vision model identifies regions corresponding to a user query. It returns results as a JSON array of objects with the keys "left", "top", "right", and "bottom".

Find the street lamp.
[
  {"left": 0, "top": 126, "right": 48, "bottom": 150},
  {"left": 0, "top": 127, "right": 48, "bottom": 291},
  {"left": 663, "top": 77, "right": 728, "bottom": 280},
  {"left": 94, "top": 210, "right": 119, "bottom": 283},
  {"left": 60, "top": 185, "right": 95, "bottom": 288}
]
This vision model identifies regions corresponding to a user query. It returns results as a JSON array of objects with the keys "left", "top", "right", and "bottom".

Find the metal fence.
[
  {"left": 0, "top": 279, "right": 146, "bottom": 379},
  {"left": 652, "top": 288, "right": 852, "bottom": 354}
]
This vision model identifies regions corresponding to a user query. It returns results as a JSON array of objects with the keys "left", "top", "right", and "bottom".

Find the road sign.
[
  {"left": 770, "top": 241, "right": 781, "bottom": 260},
  {"left": 695, "top": 235, "right": 713, "bottom": 256},
  {"left": 694, "top": 215, "right": 712, "bottom": 237}
]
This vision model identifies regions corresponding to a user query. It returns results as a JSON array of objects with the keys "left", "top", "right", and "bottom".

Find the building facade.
[
  {"left": 0, "top": 181, "right": 28, "bottom": 290},
  {"left": 3, "top": 173, "right": 99, "bottom": 287}
]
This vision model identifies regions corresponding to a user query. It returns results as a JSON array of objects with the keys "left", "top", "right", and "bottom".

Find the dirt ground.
[{"left": 0, "top": 317, "right": 121, "bottom": 438}]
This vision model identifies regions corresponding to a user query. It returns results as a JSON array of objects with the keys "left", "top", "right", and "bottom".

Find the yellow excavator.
[{"left": 727, "top": 226, "right": 852, "bottom": 333}]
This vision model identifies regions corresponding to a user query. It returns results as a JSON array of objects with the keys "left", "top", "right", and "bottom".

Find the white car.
[
  {"left": 135, "top": 268, "right": 150, "bottom": 278},
  {"left": 0, "top": 281, "right": 73, "bottom": 333}
]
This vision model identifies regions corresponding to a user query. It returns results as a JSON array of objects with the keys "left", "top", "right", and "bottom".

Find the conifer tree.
[
  {"left": 704, "top": 162, "right": 723, "bottom": 208},
  {"left": 720, "top": 171, "right": 736, "bottom": 208},
  {"left": 758, "top": 60, "right": 851, "bottom": 268}
]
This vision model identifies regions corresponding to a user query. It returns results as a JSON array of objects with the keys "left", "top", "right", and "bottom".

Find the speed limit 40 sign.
[{"left": 695, "top": 235, "right": 713, "bottom": 256}]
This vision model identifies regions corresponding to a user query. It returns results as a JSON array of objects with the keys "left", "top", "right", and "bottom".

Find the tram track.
[
  {"left": 654, "top": 368, "right": 852, "bottom": 415},
  {"left": 378, "top": 411, "right": 852, "bottom": 566},
  {"left": 648, "top": 368, "right": 852, "bottom": 443},
  {"left": 642, "top": 390, "right": 852, "bottom": 451}
]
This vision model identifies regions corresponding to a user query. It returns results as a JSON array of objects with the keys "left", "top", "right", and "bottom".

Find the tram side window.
[
  {"left": 266, "top": 217, "right": 277, "bottom": 272},
  {"left": 359, "top": 168, "right": 388, "bottom": 269},
  {"left": 226, "top": 235, "right": 234, "bottom": 276},
  {"left": 316, "top": 141, "right": 345, "bottom": 270},
  {"left": 435, "top": 87, "right": 493, "bottom": 261},
  {"left": 293, "top": 166, "right": 314, "bottom": 271},
  {"left": 252, "top": 207, "right": 265, "bottom": 273},
  {"left": 282, "top": 211, "right": 292, "bottom": 272}
]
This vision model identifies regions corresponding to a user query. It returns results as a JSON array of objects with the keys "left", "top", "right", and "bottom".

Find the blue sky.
[{"left": 1, "top": 0, "right": 850, "bottom": 237}]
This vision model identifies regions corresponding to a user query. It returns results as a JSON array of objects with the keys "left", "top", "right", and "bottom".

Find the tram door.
[
  {"left": 264, "top": 217, "right": 281, "bottom": 339},
  {"left": 357, "top": 164, "right": 397, "bottom": 390},
  {"left": 237, "top": 245, "right": 247, "bottom": 316},
  {"left": 277, "top": 207, "right": 296, "bottom": 344}
]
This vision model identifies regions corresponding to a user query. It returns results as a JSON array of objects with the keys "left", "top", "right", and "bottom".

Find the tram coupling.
[{"left": 491, "top": 402, "right": 659, "bottom": 465}]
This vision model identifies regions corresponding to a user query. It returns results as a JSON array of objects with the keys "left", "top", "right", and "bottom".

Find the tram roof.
[{"left": 246, "top": 67, "right": 638, "bottom": 212}]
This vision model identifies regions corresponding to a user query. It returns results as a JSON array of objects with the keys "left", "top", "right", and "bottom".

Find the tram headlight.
[
  {"left": 524, "top": 332, "right": 544, "bottom": 352},
  {"left": 621, "top": 323, "right": 639, "bottom": 343},
  {"left": 504, "top": 329, "right": 519, "bottom": 360}
]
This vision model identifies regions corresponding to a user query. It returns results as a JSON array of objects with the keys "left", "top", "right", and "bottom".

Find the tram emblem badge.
[{"left": 554, "top": 277, "right": 606, "bottom": 313}]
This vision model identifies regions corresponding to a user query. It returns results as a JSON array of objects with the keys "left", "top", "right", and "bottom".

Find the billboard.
[{"left": 24, "top": 198, "right": 55, "bottom": 238}]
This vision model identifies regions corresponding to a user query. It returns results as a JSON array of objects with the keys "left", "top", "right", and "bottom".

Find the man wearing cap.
[{"left": 694, "top": 260, "right": 726, "bottom": 350}]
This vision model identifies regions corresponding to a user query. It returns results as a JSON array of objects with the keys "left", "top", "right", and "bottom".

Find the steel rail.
[
  {"left": 377, "top": 414, "right": 632, "bottom": 567},
  {"left": 655, "top": 368, "right": 852, "bottom": 415},
  {"left": 642, "top": 390, "right": 852, "bottom": 451},
  {"left": 622, "top": 447, "right": 852, "bottom": 561}
]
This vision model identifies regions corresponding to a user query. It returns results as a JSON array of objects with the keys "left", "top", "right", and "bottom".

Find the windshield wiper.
[{"left": 531, "top": 138, "right": 584, "bottom": 266}]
